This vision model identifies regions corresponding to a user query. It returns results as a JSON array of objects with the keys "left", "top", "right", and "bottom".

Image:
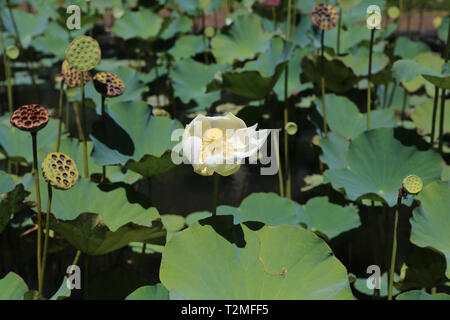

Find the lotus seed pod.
[
  {"left": 65, "top": 35, "right": 101, "bottom": 72},
  {"left": 387, "top": 6, "right": 400, "bottom": 20},
  {"left": 6, "top": 45, "right": 20, "bottom": 60},
  {"left": 285, "top": 122, "right": 298, "bottom": 135},
  {"left": 42, "top": 152, "right": 79, "bottom": 190},
  {"left": 402, "top": 175, "right": 423, "bottom": 195},
  {"left": 205, "top": 26, "right": 215, "bottom": 38},
  {"left": 10, "top": 104, "right": 49, "bottom": 133},
  {"left": 61, "top": 60, "right": 91, "bottom": 88},
  {"left": 311, "top": 3, "right": 339, "bottom": 30},
  {"left": 93, "top": 72, "right": 125, "bottom": 97}
]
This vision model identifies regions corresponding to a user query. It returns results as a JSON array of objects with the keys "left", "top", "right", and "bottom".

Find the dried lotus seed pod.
[
  {"left": 311, "top": 3, "right": 339, "bottom": 30},
  {"left": 65, "top": 35, "right": 101, "bottom": 72},
  {"left": 61, "top": 60, "right": 91, "bottom": 88},
  {"left": 402, "top": 175, "right": 423, "bottom": 195},
  {"left": 42, "top": 152, "right": 79, "bottom": 190},
  {"left": 93, "top": 72, "right": 125, "bottom": 97},
  {"left": 10, "top": 104, "right": 49, "bottom": 133}
]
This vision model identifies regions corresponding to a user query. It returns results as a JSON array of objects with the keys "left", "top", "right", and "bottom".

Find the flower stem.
[
  {"left": 283, "top": 0, "right": 292, "bottom": 199},
  {"left": 31, "top": 132, "right": 43, "bottom": 297},
  {"left": 56, "top": 81, "right": 64, "bottom": 152},
  {"left": 273, "top": 130, "right": 284, "bottom": 197},
  {"left": 388, "top": 194, "right": 401, "bottom": 300},
  {"left": 431, "top": 86, "right": 439, "bottom": 147},
  {"left": 40, "top": 183, "right": 53, "bottom": 295},
  {"left": 101, "top": 94, "right": 107, "bottom": 181},
  {"left": 80, "top": 73, "right": 89, "bottom": 179},
  {"left": 337, "top": 7, "right": 342, "bottom": 55},
  {"left": 212, "top": 173, "right": 219, "bottom": 216},
  {"left": 438, "top": 89, "right": 446, "bottom": 155},
  {"left": 320, "top": 29, "right": 327, "bottom": 137},
  {"left": 367, "top": 28, "right": 375, "bottom": 131},
  {"left": 0, "top": 15, "right": 12, "bottom": 114}
]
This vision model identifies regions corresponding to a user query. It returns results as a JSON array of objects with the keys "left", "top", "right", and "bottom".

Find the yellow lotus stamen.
[{"left": 203, "top": 128, "right": 223, "bottom": 142}]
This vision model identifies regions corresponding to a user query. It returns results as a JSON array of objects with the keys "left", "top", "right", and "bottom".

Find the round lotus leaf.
[
  {"left": 65, "top": 36, "right": 101, "bottom": 72},
  {"left": 93, "top": 72, "right": 125, "bottom": 97},
  {"left": 403, "top": 174, "right": 423, "bottom": 195},
  {"left": 6, "top": 45, "right": 20, "bottom": 60},
  {"left": 387, "top": 6, "right": 400, "bottom": 20},
  {"left": 10, "top": 104, "right": 49, "bottom": 133},
  {"left": 204, "top": 26, "right": 215, "bottom": 38},
  {"left": 285, "top": 122, "right": 298, "bottom": 135},
  {"left": 42, "top": 152, "right": 79, "bottom": 190},
  {"left": 61, "top": 60, "right": 91, "bottom": 88},
  {"left": 311, "top": 3, "right": 339, "bottom": 30}
]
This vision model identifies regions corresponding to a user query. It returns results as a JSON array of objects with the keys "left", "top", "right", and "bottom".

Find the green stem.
[
  {"left": 431, "top": 86, "right": 439, "bottom": 147},
  {"left": 56, "top": 81, "right": 64, "bottom": 152},
  {"left": 387, "top": 82, "right": 397, "bottom": 109},
  {"left": 31, "top": 132, "right": 43, "bottom": 297},
  {"left": 101, "top": 94, "right": 107, "bottom": 181},
  {"left": 367, "top": 28, "right": 375, "bottom": 131},
  {"left": 80, "top": 73, "right": 89, "bottom": 179},
  {"left": 438, "top": 90, "right": 446, "bottom": 155},
  {"left": 0, "top": 14, "right": 12, "bottom": 114},
  {"left": 272, "top": 7, "right": 276, "bottom": 31},
  {"left": 40, "top": 183, "right": 52, "bottom": 295},
  {"left": 273, "top": 130, "right": 284, "bottom": 197},
  {"left": 201, "top": 10, "right": 208, "bottom": 64},
  {"left": 388, "top": 195, "right": 401, "bottom": 300},
  {"left": 286, "top": 0, "right": 292, "bottom": 41},
  {"left": 383, "top": 83, "right": 389, "bottom": 109},
  {"left": 337, "top": 7, "right": 342, "bottom": 55},
  {"left": 320, "top": 30, "right": 327, "bottom": 137},
  {"left": 401, "top": 88, "right": 408, "bottom": 127},
  {"left": 212, "top": 173, "right": 219, "bottom": 216}
]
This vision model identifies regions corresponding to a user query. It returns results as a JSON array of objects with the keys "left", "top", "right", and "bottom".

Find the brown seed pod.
[
  {"left": 61, "top": 60, "right": 91, "bottom": 88},
  {"left": 42, "top": 152, "right": 79, "bottom": 190},
  {"left": 311, "top": 3, "right": 339, "bottom": 30},
  {"left": 93, "top": 72, "right": 125, "bottom": 97},
  {"left": 10, "top": 104, "right": 49, "bottom": 133}
]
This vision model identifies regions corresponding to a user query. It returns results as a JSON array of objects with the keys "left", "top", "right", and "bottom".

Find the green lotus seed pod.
[
  {"left": 387, "top": 6, "right": 400, "bottom": 20},
  {"left": 65, "top": 35, "right": 101, "bottom": 72},
  {"left": 285, "top": 122, "right": 298, "bottom": 135},
  {"left": 205, "top": 26, "right": 215, "bottom": 38},
  {"left": 6, "top": 45, "right": 20, "bottom": 60},
  {"left": 42, "top": 152, "right": 79, "bottom": 190},
  {"left": 402, "top": 174, "right": 423, "bottom": 195}
]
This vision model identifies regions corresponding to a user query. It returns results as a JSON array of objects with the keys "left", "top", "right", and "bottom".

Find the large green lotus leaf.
[
  {"left": 411, "top": 98, "right": 450, "bottom": 136},
  {"left": 90, "top": 101, "right": 183, "bottom": 177},
  {"left": 339, "top": 47, "right": 389, "bottom": 77},
  {"left": 393, "top": 53, "right": 446, "bottom": 92},
  {"left": 301, "top": 197, "right": 361, "bottom": 239},
  {"left": 315, "top": 94, "right": 396, "bottom": 139},
  {"left": 324, "top": 23, "right": 371, "bottom": 54},
  {"left": 0, "top": 272, "right": 28, "bottom": 300},
  {"left": 396, "top": 290, "right": 450, "bottom": 300},
  {"left": 0, "top": 117, "right": 59, "bottom": 164},
  {"left": 112, "top": 8, "right": 162, "bottom": 40},
  {"left": 319, "top": 133, "right": 350, "bottom": 170},
  {"left": 354, "top": 272, "right": 399, "bottom": 297},
  {"left": 48, "top": 212, "right": 165, "bottom": 256},
  {"left": 217, "top": 192, "right": 303, "bottom": 226},
  {"left": 394, "top": 37, "right": 430, "bottom": 60},
  {"left": 211, "top": 14, "right": 272, "bottom": 64},
  {"left": 1, "top": 9, "right": 49, "bottom": 48},
  {"left": 160, "top": 223, "right": 354, "bottom": 299},
  {"left": 0, "top": 171, "right": 14, "bottom": 194},
  {"left": 160, "top": 15, "right": 192, "bottom": 40},
  {"left": 126, "top": 284, "right": 169, "bottom": 300},
  {"left": 168, "top": 35, "right": 204, "bottom": 61},
  {"left": 274, "top": 46, "right": 315, "bottom": 100},
  {"left": 301, "top": 57, "right": 358, "bottom": 93},
  {"left": 438, "top": 17, "right": 449, "bottom": 43},
  {"left": 22, "top": 176, "right": 160, "bottom": 231},
  {"left": 0, "top": 184, "right": 30, "bottom": 233},
  {"left": 410, "top": 181, "right": 450, "bottom": 278},
  {"left": 324, "top": 128, "right": 443, "bottom": 207},
  {"left": 171, "top": 58, "right": 229, "bottom": 108}
]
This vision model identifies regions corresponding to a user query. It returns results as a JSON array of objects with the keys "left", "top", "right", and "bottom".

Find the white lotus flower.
[{"left": 182, "top": 113, "right": 269, "bottom": 176}]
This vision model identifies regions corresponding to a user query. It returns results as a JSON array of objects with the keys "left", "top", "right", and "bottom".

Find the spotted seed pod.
[
  {"left": 10, "top": 104, "right": 49, "bottom": 133},
  {"left": 402, "top": 175, "right": 423, "bottom": 195},
  {"left": 61, "top": 60, "right": 91, "bottom": 88},
  {"left": 42, "top": 152, "right": 79, "bottom": 190},
  {"left": 311, "top": 3, "right": 339, "bottom": 30},
  {"left": 93, "top": 72, "right": 125, "bottom": 97},
  {"left": 65, "top": 36, "right": 101, "bottom": 72}
]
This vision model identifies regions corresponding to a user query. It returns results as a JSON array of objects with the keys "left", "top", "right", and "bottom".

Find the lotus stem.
[
  {"left": 367, "top": 28, "right": 375, "bottom": 131},
  {"left": 431, "top": 86, "right": 439, "bottom": 147},
  {"left": 201, "top": 10, "right": 208, "bottom": 64},
  {"left": 337, "top": 7, "right": 342, "bottom": 55},
  {"left": 438, "top": 90, "right": 446, "bottom": 155},
  {"left": 273, "top": 130, "right": 284, "bottom": 197},
  {"left": 212, "top": 173, "right": 219, "bottom": 216},
  {"left": 0, "top": 14, "right": 12, "bottom": 113},
  {"left": 401, "top": 88, "right": 408, "bottom": 127},
  {"left": 272, "top": 7, "right": 276, "bottom": 31},
  {"left": 388, "top": 194, "right": 401, "bottom": 300},
  {"left": 56, "top": 81, "right": 64, "bottom": 152},
  {"left": 286, "top": 0, "right": 292, "bottom": 41},
  {"left": 69, "top": 250, "right": 81, "bottom": 274},
  {"left": 73, "top": 102, "right": 84, "bottom": 141},
  {"left": 383, "top": 84, "right": 389, "bottom": 109},
  {"left": 320, "top": 29, "right": 328, "bottom": 137},
  {"left": 292, "top": 0, "right": 297, "bottom": 41},
  {"left": 40, "top": 183, "right": 53, "bottom": 295},
  {"left": 65, "top": 99, "right": 70, "bottom": 131},
  {"left": 80, "top": 73, "right": 89, "bottom": 178},
  {"left": 31, "top": 132, "right": 43, "bottom": 297},
  {"left": 101, "top": 94, "right": 107, "bottom": 181}
]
